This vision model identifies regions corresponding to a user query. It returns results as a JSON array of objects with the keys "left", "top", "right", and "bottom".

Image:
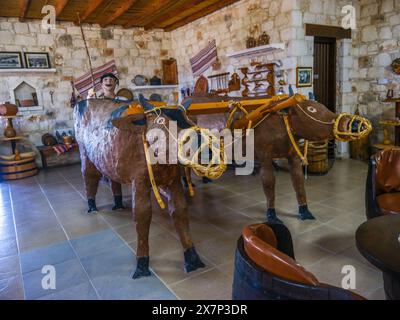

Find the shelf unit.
[
  {"left": 0, "top": 68, "right": 57, "bottom": 74},
  {"left": 131, "top": 85, "right": 179, "bottom": 90},
  {"left": 226, "top": 43, "right": 285, "bottom": 59}
]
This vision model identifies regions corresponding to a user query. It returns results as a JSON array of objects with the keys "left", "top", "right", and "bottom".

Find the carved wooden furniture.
[
  {"left": 232, "top": 223, "right": 365, "bottom": 300},
  {"left": 366, "top": 148, "right": 400, "bottom": 219},
  {"left": 162, "top": 58, "right": 178, "bottom": 85},
  {"left": 356, "top": 215, "right": 400, "bottom": 300}
]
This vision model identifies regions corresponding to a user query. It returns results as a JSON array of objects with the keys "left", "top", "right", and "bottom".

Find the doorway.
[{"left": 314, "top": 36, "right": 337, "bottom": 160}]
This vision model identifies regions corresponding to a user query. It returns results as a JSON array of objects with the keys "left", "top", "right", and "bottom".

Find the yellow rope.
[
  {"left": 142, "top": 133, "right": 166, "bottom": 210},
  {"left": 283, "top": 115, "right": 309, "bottom": 165}
]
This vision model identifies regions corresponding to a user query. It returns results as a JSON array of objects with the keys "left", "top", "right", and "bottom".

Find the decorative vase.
[
  {"left": 246, "top": 36, "right": 257, "bottom": 49},
  {"left": 4, "top": 118, "right": 16, "bottom": 138},
  {"left": 258, "top": 32, "right": 270, "bottom": 46}
]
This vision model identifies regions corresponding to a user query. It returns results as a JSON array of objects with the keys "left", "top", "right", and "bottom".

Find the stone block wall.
[
  {"left": 351, "top": 0, "right": 400, "bottom": 144},
  {"left": 0, "top": 18, "right": 172, "bottom": 148}
]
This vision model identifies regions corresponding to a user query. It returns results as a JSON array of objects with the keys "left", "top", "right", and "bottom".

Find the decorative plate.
[
  {"left": 132, "top": 75, "right": 148, "bottom": 86},
  {"left": 392, "top": 58, "right": 400, "bottom": 75},
  {"left": 116, "top": 88, "right": 134, "bottom": 101}
]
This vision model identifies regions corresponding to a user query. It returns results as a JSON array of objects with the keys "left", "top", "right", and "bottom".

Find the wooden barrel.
[
  {"left": 0, "top": 157, "right": 38, "bottom": 180},
  {"left": 350, "top": 136, "right": 370, "bottom": 161},
  {"left": 307, "top": 140, "right": 329, "bottom": 175},
  {"left": 232, "top": 237, "right": 363, "bottom": 300}
]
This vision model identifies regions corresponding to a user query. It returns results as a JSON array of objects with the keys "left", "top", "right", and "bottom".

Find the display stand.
[{"left": 0, "top": 116, "right": 38, "bottom": 180}]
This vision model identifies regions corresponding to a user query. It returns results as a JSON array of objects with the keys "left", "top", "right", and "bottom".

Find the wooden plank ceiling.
[{"left": 0, "top": 0, "right": 240, "bottom": 30}]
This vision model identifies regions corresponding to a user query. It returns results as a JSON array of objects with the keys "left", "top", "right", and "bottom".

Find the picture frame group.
[{"left": 0, "top": 51, "right": 51, "bottom": 69}]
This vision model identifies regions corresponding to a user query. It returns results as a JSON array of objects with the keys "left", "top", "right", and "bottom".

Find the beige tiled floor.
[{"left": 0, "top": 158, "right": 386, "bottom": 299}]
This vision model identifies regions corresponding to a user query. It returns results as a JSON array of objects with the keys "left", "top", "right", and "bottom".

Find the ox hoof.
[
  {"left": 112, "top": 195, "right": 125, "bottom": 211},
  {"left": 266, "top": 208, "right": 283, "bottom": 224},
  {"left": 184, "top": 247, "right": 205, "bottom": 273},
  {"left": 132, "top": 257, "right": 151, "bottom": 279},
  {"left": 87, "top": 199, "right": 98, "bottom": 214},
  {"left": 298, "top": 205, "right": 316, "bottom": 221}
]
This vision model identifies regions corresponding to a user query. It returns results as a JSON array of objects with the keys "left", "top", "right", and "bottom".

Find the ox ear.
[
  {"left": 181, "top": 98, "right": 193, "bottom": 110},
  {"left": 138, "top": 94, "right": 156, "bottom": 111}
]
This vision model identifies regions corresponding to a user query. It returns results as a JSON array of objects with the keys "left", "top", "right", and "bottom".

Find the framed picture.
[
  {"left": 24, "top": 52, "right": 51, "bottom": 69},
  {"left": 0, "top": 52, "right": 23, "bottom": 69},
  {"left": 296, "top": 67, "right": 313, "bottom": 87}
]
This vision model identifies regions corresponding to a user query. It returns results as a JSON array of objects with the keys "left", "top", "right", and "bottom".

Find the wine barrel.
[
  {"left": 307, "top": 140, "right": 329, "bottom": 175},
  {"left": 0, "top": 157, "right": 38, "bottom": 180},
  {"left": 232, "top": 237, "right": 364, "bottom": 300}
]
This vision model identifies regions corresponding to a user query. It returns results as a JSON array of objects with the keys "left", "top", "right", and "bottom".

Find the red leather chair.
[
  {"left": 232, "top": 223, "right": 365, "bottom": 300},
  {"left": 366, "top": 148, "right": 400, "bottom": 219}
]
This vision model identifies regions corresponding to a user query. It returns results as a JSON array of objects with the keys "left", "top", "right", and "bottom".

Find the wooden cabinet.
[{"left": 162, "top": 58, "right": 178, "bottom": 85}]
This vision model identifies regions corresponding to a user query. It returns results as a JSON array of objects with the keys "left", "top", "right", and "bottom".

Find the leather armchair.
[
  {"left": 366, "top": 148, "right": 400, "bottom": 220},
  {"left": 232, "top": 222, "right": 365, "bottom": 300}
]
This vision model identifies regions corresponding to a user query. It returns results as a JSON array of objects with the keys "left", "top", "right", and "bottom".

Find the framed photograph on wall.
[
  {"left": 296, "top": 67, "right": 313, "bottom": 87},
  {"left": 24, "top": 52, "right": 51, "bottom": 69},
  {"left": 0, "top": 52, "right": 23, "bottom": 69}
]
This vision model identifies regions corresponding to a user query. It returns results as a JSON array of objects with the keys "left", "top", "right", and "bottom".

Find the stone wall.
[
  {"left": 170, "top": 0, "right": 302, "bottom": 94},
  {"left": 0, "top": 18, "right": 172, "bottom": 148},
  {"left": 351, "top": 0, "right": 400, "bottom": 144}
]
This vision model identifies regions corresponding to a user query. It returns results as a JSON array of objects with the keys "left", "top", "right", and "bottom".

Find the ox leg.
[
  {"left": 110, "top": 180, "right": 125, "bottom": 210},
  {"left": 261, "top": 159, "right": 283, "bottom": 224},
  {"left": 82, "top": 157, "right": 101, "bottom": 214},
  {"left": 132, "top": 178, "right": 152, "bottom": 279},
  {"left": 287, "top": 155, "right": 315, "bottom": 220},
  {"left": 168, "top": 179, "right": 205, "bottom": 273}
]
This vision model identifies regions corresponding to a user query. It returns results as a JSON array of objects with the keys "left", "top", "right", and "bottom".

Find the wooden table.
[
  {"left": 383, "top": 98, "right": 400, "bottom": 146},
  {"left": 356, "top": 215, "right": 400, "bottom": 300},
  {"left": 37, "top": 144, "right": 79, "bottom": 169}
]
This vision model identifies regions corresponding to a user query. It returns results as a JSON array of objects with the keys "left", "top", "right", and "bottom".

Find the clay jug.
[{"left": 0, "top": 102, "right": 18, "bottom": 116}]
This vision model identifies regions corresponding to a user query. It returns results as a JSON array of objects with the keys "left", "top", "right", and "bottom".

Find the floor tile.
[
  {"left": 20, "top": 242, "right": 75, "bottom": 274},
  {"left": 0, "top": 275, "right": 24, "bottom": 300},
  {"left": 92, "top": 274, "right": 176, "bottom": 300},
  {"left": 170, "top": 268, "right": 232, "bottom": 300},
  {"left": 70, "top": 229, "right": 125, "bottom": 258},
  {"left": 23, "top": 258, "right": 88, "bottom": 300},
  {"left": 37, "top": 281, "right": 98, "bottom": 300}
]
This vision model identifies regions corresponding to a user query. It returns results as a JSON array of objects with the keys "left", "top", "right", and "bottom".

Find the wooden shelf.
[
  {"left": 0, "top": 68, "right": 56, "bottom": 74},
  {"left": 226, "top": 43, "right": 285, "bottom": 59},
  {"left": 0, "top": 115, "right": 23, "bottom": 119},
  {"left": 131, "top": 85, "right": 179, "bottom": 90},
  {"left": 384, "top": 98, "right": 400, "bottom": 103},
  {"left": 0, "top": 135, "right": 27, "bottom": 141}
]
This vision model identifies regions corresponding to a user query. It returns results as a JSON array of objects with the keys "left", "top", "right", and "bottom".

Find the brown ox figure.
[
  {"left": 74, "top": 98, "right": 205, "bottom": 279},
  {"left": 182, "top": 95, "right": 371, "bottom": 224}
]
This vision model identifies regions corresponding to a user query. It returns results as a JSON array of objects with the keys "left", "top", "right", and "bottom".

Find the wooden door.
[
  {"left": 313, "top": 37, "right": 336, "bottom": 112},
  {"left": 314, "top": 37, "right": 336, "bottom": 160}
]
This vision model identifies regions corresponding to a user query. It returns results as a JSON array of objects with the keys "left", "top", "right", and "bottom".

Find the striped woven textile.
[
  {"left": 53, "top": 143, "right": 77, "bottom": 156},
  {"left": 190, "top": 40, "right": 218, "bottom": 77},
  {"left": 73, "top": 60, "right": 118, "bottom": 98}
]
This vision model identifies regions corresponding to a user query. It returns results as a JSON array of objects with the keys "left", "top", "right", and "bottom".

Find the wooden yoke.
[{"left": 232, "top": 94, "right": 307, "bottom": 129}]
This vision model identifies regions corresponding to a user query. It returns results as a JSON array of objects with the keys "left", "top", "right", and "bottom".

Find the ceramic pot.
[
  {"left": 0, "top": 103, "right": 18, "bottom": 116},
  {"left": 42, "top": 133, "right": 57, "bottom": 146}
]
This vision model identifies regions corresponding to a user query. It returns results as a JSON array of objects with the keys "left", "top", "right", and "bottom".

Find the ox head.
[{"left": 287, "top": 100, "right": 372, "bottom": 142}]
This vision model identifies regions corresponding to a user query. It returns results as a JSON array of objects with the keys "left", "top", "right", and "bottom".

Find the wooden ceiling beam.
[
  {"left": 164, "top": 0, "right": 240, "bottom": 31},
  {"left": 19, "top": 0, "right": 31, "bottom": 22},
  {"left": 100, "top": 0, "right": 136, "bottom": 27},
  {"left": 75, "top": 0, "right": 105, "bottom": 25},
  {"left": 55, "top": 0, "right": 70, "bottom": 17},
  {"left": 144, "top": 0, "right": 207, "bottom": 30},
  {"left": 124, "top": 0, "right": 178, "bottom": 28}
]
